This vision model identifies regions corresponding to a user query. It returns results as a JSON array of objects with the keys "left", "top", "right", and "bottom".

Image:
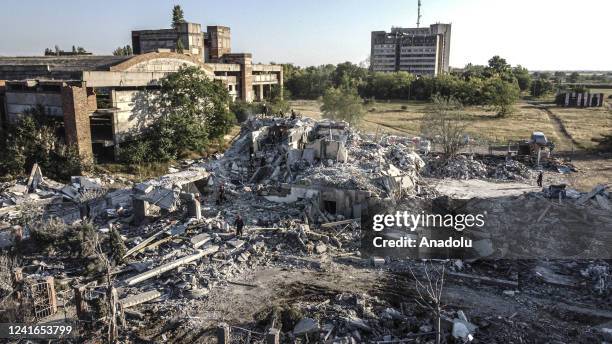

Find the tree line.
[{"left": 284, "top": 56, "right": 574, "bottom": 116}]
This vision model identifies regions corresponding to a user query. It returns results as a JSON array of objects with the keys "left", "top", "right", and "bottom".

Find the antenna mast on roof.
[{"left": 417, "top": 0, "right": 422, "bottom": 28}]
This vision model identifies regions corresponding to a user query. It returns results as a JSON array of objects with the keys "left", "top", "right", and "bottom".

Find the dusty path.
[{"left": 528, "top": 102, "right": 582, "bottom": 151}]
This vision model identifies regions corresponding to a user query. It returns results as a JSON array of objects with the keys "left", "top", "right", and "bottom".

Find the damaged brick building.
[{"left": 0, "top": 21, "right": 282, "bottom": 163}]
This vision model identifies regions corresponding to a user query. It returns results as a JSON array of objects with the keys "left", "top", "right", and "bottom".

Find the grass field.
[
  {"left": 291, "top": 100, "right": 565, "bottom": 146},
  {"left": 290, "top": 99, "right": 612, "bottom": 151},
  {"left": 548, "top": 104, "right": 612, "bottom": 150},
  {"left": 291, "top": 98, "right": 611, "bottom": 191}
]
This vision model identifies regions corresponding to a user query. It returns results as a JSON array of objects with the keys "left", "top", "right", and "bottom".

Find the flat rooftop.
[{"left": 0, "top": 55, "right": 131, "bottom": 72}]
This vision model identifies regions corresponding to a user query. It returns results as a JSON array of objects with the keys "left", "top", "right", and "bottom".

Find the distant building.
[
  {"left": 132, "top": 22, "right": 206, "bottom": 59},
  {"left": 131, "top": 21, "right": 282, "bottom": 102},
  {"left": 555, "top": 92, "right": 604, "bottom": 107},
  {"left": 370, "top": 23, "right": 451, "bottom": 75}
]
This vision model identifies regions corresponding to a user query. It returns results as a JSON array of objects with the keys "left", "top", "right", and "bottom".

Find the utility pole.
[{"left": 417, "top": 0, "right": 422, "bottom": 28}]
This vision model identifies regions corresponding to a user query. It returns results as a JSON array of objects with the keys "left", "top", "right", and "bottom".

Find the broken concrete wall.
[
  {"left": 287, "top": 125, "right": 312, "bottom": 149},
  {"left": 305, "top": 138, "right": 348, "bottom": 163},
  {"left": 264, "top": 185, "right": 320, "bottom": 204},
  {"left": 251, "top": 126, "right": 270, "bottom": 153},
  {"left": 317, "top": 186, "right": 370, "bottom": 218},
  {"left": 112, "top": 89, "right": 159, "bottom": 144},
  {"left": 4, "top": 91, "right": 64, "bottom": 122},
  {"left": 265, "top": 184, "right": 370, "bottom": 218}
]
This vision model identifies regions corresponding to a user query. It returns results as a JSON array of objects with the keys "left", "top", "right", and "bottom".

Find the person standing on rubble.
[
  {"left": 235, "top": 214, "right": 245, "bottom": 237},
  {"left": 290, "top": 109, "right": 297, "bottom": 120},
  {"left": 217, "top": 184, "right": 226, "bottom": 204},
  {"left": 537, "top": 171, "right": 544, "bottom": 187}
]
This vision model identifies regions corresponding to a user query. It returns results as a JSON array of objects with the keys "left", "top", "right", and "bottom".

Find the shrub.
[
  {"left": 231, "top": 101, "right": 262, "bottom": 123},
  {"left": 0, "top": 107, "right": 85, "bottom": 181}
]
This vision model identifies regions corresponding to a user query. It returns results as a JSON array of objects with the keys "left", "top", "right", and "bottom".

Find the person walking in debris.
[
  {"left": 235, "top": 214, "right": 245, "bottom": 237},
  {"left": 262, "top": 103, "right": 269, "bottom": 117},
  {"left": 537, "top": 171, "right": 543, "bottom": 187},
  {"left": 249, "top": 144, "right": 255, "bottom": 163},
  {"left": 290, "top": 109, "right": 297, "bottom": 120},
  {"left": 217, "top": 184, "right": 226, "bottom": 204}
]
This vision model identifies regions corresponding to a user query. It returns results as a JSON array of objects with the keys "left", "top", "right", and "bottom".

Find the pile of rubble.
[
  {"left": 466, "top": 184, "right": 612, "bottom": 260},
  {"left": 205, "top": 117, "right": 423, "bottom": 200},
  {"left": 424, "top": 154, "right": 534, "bottom": 181},
  {"left": 493, "top": 159, "right": 533, "bottom": 180},
  {"left": 424, "top": 155, "right": 489, "bottom": 180},
  {"left": 2, "top": 116, "right": 610, "bottom": 343}
]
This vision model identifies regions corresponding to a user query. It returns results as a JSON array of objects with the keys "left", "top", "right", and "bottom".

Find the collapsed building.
[
  {"left": 207, "top": 117, "right": 423, "bottom": 220},
  {"left": 0, "top": 21, "right": 282, "bottom": 163},
  {"left": 1, "top": 116, "right": 611, "bottom": 343}
]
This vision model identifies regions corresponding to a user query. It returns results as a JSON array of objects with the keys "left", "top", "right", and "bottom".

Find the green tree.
[
  {"left": 487, "top": 56, "right": 511, "bottom": 77},
  {"left": 484, "top": 77, "right": 520, "bottom": 117},
  {"left": 172, "top": 5, "right": 185, "bottom": 29},
  {"left": 284, "top": 64, "right": 335, "bottom": 99},
  {"left": 0, "top": 106, "right": 84, "bottom": 181},
  {"left": 530, "top": 78, "right": 554, "bottom": 97},
  {"left": 120, "top": 66, "right": 233, "bottom": 162},
  {"left": 320, "top": 87, "right": 365, "bottom": 125},
  {"left": 112, "top": 45, "right": 133, "bottom": 56},
  {"left": 554, "top": 71, "right": 566, "bottom": 82},
  {"left": 361, "top": 72, "right": 415, "bottom": 100},
  {"left": 461, "top": 63, "right": 487, "bottom": 80},
  {"left": 331, "top": 62, "right": 368, "bottom": 89},
  {"left": 176, "top": 39, "right": 184, "bottom": 53},
  {"left": 571, "top": 85, "right": 590, "bottom": 94},
  {"left": 568, "top": 72, "right": 581, "bottom": 83},
  {"left": 512, "top": 65, "right": 532, "bottom": 92}
]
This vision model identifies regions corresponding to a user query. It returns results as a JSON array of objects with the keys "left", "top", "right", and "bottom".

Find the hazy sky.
[{"left": 0, "top": 0, "right": 610, "bottom": 70}]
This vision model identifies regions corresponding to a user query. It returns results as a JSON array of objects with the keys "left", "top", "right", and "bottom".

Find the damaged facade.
[{"left": 0, "top": 21, "right": 282, "bottom": 162}]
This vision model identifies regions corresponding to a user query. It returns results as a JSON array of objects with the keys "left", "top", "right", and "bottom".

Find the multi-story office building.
[{"left": 370, "top": 23, "right": 451, "bottom": 75}]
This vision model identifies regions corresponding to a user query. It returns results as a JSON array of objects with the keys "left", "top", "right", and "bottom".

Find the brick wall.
[
  {"left": 61, "top": 84, "right": 93, "bottom": 162},
  {"left": 86, "top": 88, "right": 97, "bottom": 112}
]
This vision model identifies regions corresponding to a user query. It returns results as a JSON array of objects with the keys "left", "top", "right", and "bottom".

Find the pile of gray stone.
[
  {"left": 424, "top": 155, "right": 489, "bottom": 180},
  {"left": 493, "top": 160, "right": 533, "bottom": 180}
]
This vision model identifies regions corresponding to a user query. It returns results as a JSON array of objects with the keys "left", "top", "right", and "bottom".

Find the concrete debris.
[
  {"left": 124, "top": 246, "right": 219, "bottom": 286},
  {"left": 1, "top": 116, "right": 608, "bottom": 344},
  {"left": 424, "top": 154, "right": 533, "bottom": 181},
  {"left": 424, "top": 155, "right": 488, "bottom": 180},
  {"left": 293, "top": 317, "right": 319, "bottom": 335},
  {"left": 581, "top": 263, "right": 610, "bottom": 295}
]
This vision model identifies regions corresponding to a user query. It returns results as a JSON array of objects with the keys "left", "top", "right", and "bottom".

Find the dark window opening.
[
  {"left": 323, "top": 200, "right": 337, "bottom": 214},
  {"left": 92, "top": 143, "right": 115, "bottom": 163},
  {"left": 90, "top": 114, "right": 114, "bottom": 142}
]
